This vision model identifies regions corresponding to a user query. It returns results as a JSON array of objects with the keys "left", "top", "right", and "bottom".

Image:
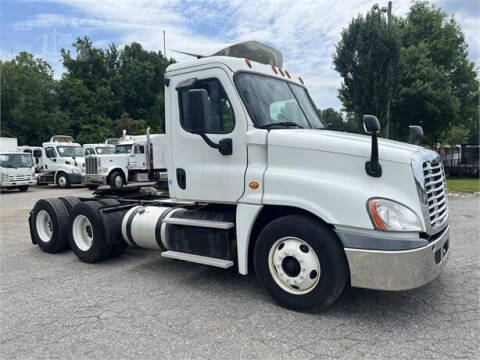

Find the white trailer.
[
  {"left": 0, "top": 137, "right": 18, "bottom": 152},
  {"left": 28, "top": 41, "right": 450, "bottom": 312}
]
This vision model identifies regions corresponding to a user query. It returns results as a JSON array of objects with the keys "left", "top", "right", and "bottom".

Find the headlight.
[
  {"left": 2, "top": 173, "right": 8, "bottom": 181},
  {"left": 72, "top": 167, "right": 82, "bottom": 174},
  {"left": 367, "top": 198, "right": 422, "bottom": 231},
  {"left": 98, "top": 167, "right": 109, "bottom": 174}
]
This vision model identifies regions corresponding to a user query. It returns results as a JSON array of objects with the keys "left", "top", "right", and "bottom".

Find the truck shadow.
[{"left": 121, "top": 248, "right": 447, "bottom": 324}]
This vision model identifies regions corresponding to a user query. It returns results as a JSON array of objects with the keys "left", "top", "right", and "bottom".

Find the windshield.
[
  {"left": 115, "top": 144, "right": 133, "bottom": 154},
  {"left": 96, "top": 147, "right": 115, "bottom": 155},
  {"left": 235, "top": 73, "right": 324, "bottom": 129},
  {"left": 57, "top": 146, "right": 84, "bottom": 157},
  {"left": 0, "top": 153, "right": 34, "bottom": 168}
]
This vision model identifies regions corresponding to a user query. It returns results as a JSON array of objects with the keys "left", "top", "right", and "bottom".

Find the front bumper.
[
  {"left": 343, "top": 226, "right": 450, "bottom": 291},
  {"left": 85, "top": 174, "right": 107, "bottom": 185},
  {"left": 1, "top": 179, "right": 37, "bottom": 188}
]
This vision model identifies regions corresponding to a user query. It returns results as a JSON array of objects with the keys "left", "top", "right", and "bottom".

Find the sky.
[{"left": 1, "top": 0, "right": 479, "bottom": 110}]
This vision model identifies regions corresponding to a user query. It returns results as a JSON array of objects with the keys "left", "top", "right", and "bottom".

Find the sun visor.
[{"left": 212, "top": 41, "right": 283, "bottom": 67}]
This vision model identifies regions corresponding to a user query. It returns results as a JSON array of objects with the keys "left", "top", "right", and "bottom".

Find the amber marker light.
[
  {"left": 278, "top": 68, "right": 285, "bottom": 76},
  {"left": 249, "top": 181, "right": 259, "bottom": 189},
  {"left": 298, "top": 77, "right": 304, "bottom": 85},
  {"left": 271, "top": 65, "right": 278, "bottom": 74},
  {"left": 245, "top": 58, "right": 252, "bottom": 68},
  {"left": 285, "top": 70, "right": 291, "bottom": 78},
  {"left": 368, "top": 200, "right": 388, "bottom": 230}
]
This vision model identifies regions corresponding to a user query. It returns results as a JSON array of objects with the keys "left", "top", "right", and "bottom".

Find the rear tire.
[
  {"left": 57, "top": 173, "right": 70, "bottom": 189},
  {"left": 254, "top": 214, "right": 348, "bottom": 312},
  {"left": 31, "top": 198, "right": 70, "bottom": 253},
  {"left": 59, "top": 196, "right": 81, "bottom": 212},
  {"left": 68, "top": 201, "right": 111, "bottom": 263},
  {"left": 108, "top": 171, "right": 125, "bottom": 189},
  {"left": 18, "top": 186, "right": 29, "bottom": 192}
]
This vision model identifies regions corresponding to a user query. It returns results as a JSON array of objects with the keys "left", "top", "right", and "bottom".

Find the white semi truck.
[
  {"left": 28, "top": 41, "right": 449, "bottom": 312},
  {"left": 21, "top": 136, "right": 85, "bottom": 188},
  {"left": 84, "top": 131, "right": 167, "bottom": 189}
]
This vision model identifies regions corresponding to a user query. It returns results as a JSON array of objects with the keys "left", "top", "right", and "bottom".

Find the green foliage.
[
  {"left": 439, "top": 124, "right": 470, "bottom": 147},
  {"left": 1, "top": 37, "right": 173, "bottom": 146},
  {"left": 0, "top": 52, "right": 67, "bottom": 145},
  {"left": 318, "top": 108, "right": 345, "bottom": 131},
  {"left": 334, "top": 1, "right": 479, "bottom": 144}
]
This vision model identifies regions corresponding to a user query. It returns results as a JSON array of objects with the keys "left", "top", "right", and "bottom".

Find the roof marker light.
[
  {"left": 245, "top": 58, "right": 252, "bottom": 68},
  {"left": 285, "top": 70, "right": 291, "bottom": 79},
  {"left": 278, "top": 68, "right": 285, "bottom": 77},
  {"left": 298, "top": 77, "right": 304, "bottom": 85},
  {"left": 271, "top": 65, "right": 278, "bottom": 74}
]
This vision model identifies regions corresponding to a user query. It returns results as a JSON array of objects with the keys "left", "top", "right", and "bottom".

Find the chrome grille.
[
  {"left": 7, "top": 175, "right": 30, "bottom": 181},
  {"left": 423, "top": 160, "right": 448, "bottom": 229},
  {"left": 85, "top": 156, "right": 98, "bottom": 174}
]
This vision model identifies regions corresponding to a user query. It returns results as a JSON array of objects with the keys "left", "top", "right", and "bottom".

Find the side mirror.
[
  {"left": 363, "top": 115, "right": 381, "bottom": 134},
  {"left": 409, "top": 125, "right": 424, "bottom": 145},
  {"left": 186, "top": 89, "right": 209, "bottom": 134},
  {"left": 363, "top": 115, "right": 382, "bottom": 177}
]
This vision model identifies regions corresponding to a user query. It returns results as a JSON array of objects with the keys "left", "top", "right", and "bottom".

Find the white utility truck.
[
  {"left": 0, "top": 152, "right": 37, "bottom": 192},
  {"left": 28, "top": 41, "right": 449, "bottom": 312},
  {"left": 84, "top": 130, "right": 167, "bottom": 189},
  {"left": 33, "top": 136, "right": 85, "bottom": 188}
]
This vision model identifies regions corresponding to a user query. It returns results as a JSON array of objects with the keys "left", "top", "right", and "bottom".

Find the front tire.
[
  {"left": 68, "top": 201, "right": 111, "bottom": 263},
  {"left": 18, "top": 186, "right": 29, "bottom": 192},
  {"left": 109, "top": 171, "right": 125, "bottom": 189},
  {"left": 57, "top": 173, "right": 70, "bottom": 188},
  {"left": 254, "top": 215, "right": 348, "bottom": 312}
]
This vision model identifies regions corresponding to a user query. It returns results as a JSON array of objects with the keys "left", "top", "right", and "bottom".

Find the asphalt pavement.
[{"left": 0, "top": 186, "right": 478, "bottom": 359}]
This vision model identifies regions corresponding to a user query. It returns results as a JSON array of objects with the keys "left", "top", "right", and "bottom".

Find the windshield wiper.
[{"left": 260, "top": 122, "right": 304, "bottom": 129}]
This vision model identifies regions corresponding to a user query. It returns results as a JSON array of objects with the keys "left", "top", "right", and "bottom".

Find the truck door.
[
  {"left": 170, "top": 68, "right": 247, "bottom": 202},
  {"left": 44, "top": 147, "right": 57, "bottom": 170}
]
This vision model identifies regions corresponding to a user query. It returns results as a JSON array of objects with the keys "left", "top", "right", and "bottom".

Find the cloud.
[{"left": 9, "top": 0, "right": 480, "bottom": 109}]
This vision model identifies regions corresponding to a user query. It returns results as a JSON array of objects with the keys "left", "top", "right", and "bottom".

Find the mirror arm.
[
  {"left": 365, "top": 132, "right": 382, "bottom": 177},
  {"left": 198, "top": 133, "right": 232, "bottom": 156}
]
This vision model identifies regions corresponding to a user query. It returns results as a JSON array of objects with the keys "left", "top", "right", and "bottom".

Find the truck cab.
[
  {"left": 0, "top": 152, "right": 37, "bottom": 192},
  {"left": 84, "top": 131, "right": 167, "bottom": 189},
  {"left": 30, "top": 41, "right": 450, "bottom": 312},
  {"left": 36, "top": 136, "right": 85, "bottom": 188}
]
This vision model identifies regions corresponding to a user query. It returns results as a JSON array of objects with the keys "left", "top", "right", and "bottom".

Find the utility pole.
[{"left": 383, "top": 1, "right": 392, "bottom": 138}]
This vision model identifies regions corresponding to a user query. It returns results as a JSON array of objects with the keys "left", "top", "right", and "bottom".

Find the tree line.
[
  {"left": 1, "top": 38, "right": 174, "bottom": 145},
  {"left": 1, "top": 1, "right": 478, "bottom": 147},
  {"left": 321, "top": 1, "right": 478, "bottom": 146}
]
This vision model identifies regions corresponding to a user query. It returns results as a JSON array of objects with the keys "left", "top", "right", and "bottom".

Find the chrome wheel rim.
[
  {"left": 268, "top": 237, "right": 321, "bottom": 295},
  {"left": 72, "top": 215, "right": 94, "bottom": 251},
  {"left": 58, "top": 176, "right": 67, "bottom": 187},
  {"left": 114, "top": 175, "right": 123, "bottom": 187},
  {"left": 36, "top": 210, "right": 53, "bottom": 242}
]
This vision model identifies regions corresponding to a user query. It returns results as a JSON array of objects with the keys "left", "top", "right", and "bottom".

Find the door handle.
[{"left": 176, "top": 168, "right": 186, "bottom": 189}]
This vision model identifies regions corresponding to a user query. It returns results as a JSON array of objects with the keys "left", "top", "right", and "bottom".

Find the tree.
[
  {"left": 318, "top": 108, "right": 345, "bottom": 131},
  {"left": 334, "top": 1, "right": 479, "bottom": 145},
  {"left": 0, "top": 52, "right": 66, "bottom": 145},
  {"left": 333, "top": 6, "right": 401, "bottom": 137}
]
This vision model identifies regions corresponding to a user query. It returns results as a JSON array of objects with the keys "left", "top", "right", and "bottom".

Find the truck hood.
[
  {"left": 267, "top": 129, "right": 422, "bottom": 164},
  {"left": 0, "top": 167, "right": 33, "bottom": 176}
]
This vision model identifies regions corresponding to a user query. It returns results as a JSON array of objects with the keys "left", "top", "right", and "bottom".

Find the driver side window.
[
  {"left": 45, "top": 147, "right": 56, "bottom": 158},
  {"left": 179, "top": 78, "right": 235, "bottom": 134},
  {"left": 84, "top": 148, "right": 94, "bottom": 156}
]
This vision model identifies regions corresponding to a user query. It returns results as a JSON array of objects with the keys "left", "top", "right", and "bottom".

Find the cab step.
[
  {"left": 163, "top": 217, "right": 234, "bottom": 229},
  {"left": 161, "top": 251, "right": 234, "bottom": 269}
]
